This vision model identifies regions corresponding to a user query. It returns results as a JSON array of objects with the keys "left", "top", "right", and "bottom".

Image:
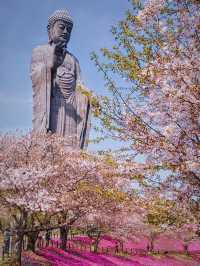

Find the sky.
[{"left": 0, "top": 0, "right": 131, "bottom": 150}]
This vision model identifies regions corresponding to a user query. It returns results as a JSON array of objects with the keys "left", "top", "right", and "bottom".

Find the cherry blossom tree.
[
  {"left": 91, "top": 0, "right": 200, "bottom": 214},
  {"left": 143, "top": 195, "right": 199, "bottom": 252},
  {"left": 0, "top": 132, "right": 144, "bottom": 262},
  {"left": 75, "top": 187, "right": 147, "bottom": 252}
]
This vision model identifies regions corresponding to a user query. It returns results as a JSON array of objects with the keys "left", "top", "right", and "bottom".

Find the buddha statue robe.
[{"left": 30, "top": 44, "right": 90, "bottom": 149}]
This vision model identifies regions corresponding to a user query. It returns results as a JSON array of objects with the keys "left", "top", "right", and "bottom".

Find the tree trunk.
[
  {"left": 15, "top": 232, "right": 24, "bottom": 266},
  {"left": 27, "top": 231, "right": 39, "bottom": 252},
  {"left": 148, "top": 234, "right": 155, "bottom": 252},
  {"left": 116, "top": 240, "right": 123, "bottom": 253},
  {"left": 150, "top": 238, "right": 154, "bottom": 252},
  {"left": 93, "top": 232, "right": 101, "bottom": 253},
  {"left": 183, "top": 243, "right": 188, "bottom": 255},
  {"left": 60, "top": 225, "right": 69, "bottom": 251}
]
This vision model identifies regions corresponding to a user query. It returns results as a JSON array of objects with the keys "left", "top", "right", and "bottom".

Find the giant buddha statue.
[{"left": 30, "top": 10, "right": 90, "bottom": 149}]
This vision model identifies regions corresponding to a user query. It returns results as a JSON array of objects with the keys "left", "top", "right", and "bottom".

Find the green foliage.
[{"left": 146, "top": 199, "right": 187, "bottom": 229}]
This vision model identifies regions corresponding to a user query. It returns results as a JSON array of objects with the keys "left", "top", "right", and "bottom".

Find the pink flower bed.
[
  {"left": 72, "top": 236, "right": 93, "bottom": 245},
  {"left": 50, "top": 234, "right": 200, "bottom": 255},
  {"left": 37, "top": 246, "right": 142, "bottom": 266},
  {"left": 36, "top": 246, "right": 200, "bottom": 266},
  {"left": 71, "top": 235, "right": 120, "bottom": 253},
  {"left": 72, "top": 235, "right": 148, "bottom": 254},
  {"left": 98, "top": 238, "right": 117, "bottom": 249},
  {"left": 130, "top": 254, "right": 200, "bottom": 266},
  {"left": 123, "top": 237, "right": 148, "bottom": 251},
  {"left": 153, "top": 236, "right": 184, "bottom": 253},
  {"left": 188, "top": 241, "right": 200, "bottom": 253}
]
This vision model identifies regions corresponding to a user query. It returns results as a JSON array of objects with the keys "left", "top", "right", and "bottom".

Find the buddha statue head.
[{"left": 47, "top": 10, "right": 73, "bottom": 46}]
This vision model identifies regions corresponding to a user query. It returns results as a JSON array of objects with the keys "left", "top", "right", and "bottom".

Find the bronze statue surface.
[{"left": 31, "top": 10, "right": 90, "bottom": 149}]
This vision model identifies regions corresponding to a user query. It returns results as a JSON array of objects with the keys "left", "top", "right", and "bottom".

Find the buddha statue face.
[{"left": 49, "top": 20, "right": 72, "bottom": 46}]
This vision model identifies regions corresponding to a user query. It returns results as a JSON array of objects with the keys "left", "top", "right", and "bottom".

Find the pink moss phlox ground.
[
  {"left": 51, "top": 235, "right": 200, "bottom": 255},
  {"left": 129, "top": 254, "right": 200, "bottom": 266},
  {"left": 37, "top": 246, "right": 142, "bottom": 266},
  {"left": 188, "top": 241, "right": 200, "bottom": 253},
  {"left": 123, "top": 238, "right": 148, "bottom": 250},
  {"left": 72, "top": 236, "right": 93, "bottom": 246},
  {"left": 153, "top": 237, "right": 184, "bottom": 253},
  {"left": 35, "top": 246, "right": 200, "bottom": 266}
]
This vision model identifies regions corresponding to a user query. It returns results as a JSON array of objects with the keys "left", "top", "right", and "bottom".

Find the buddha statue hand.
[{"left": 48, "top": 41, "right": 66, "bottom": 70}]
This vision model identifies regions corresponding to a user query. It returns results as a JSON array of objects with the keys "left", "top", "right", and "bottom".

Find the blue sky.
[{"left": 0, "top": 0, "right": 131, "bottom": 150}]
